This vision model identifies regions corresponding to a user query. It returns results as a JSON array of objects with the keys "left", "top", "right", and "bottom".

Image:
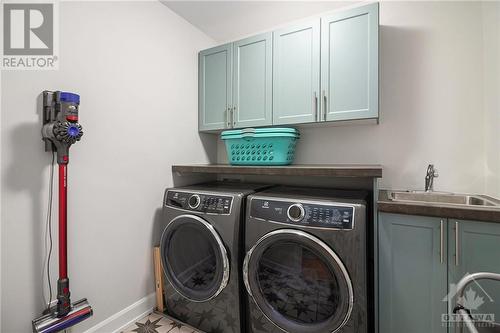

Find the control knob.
[
  {"left": 188, "top": 194, "right": 201, "bottom": 209},
  {"left": 287, "top": 203, "right": 305, "bottom": 222}
]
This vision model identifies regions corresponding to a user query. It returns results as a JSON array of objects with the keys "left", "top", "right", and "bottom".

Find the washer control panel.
[
  {"left": 250, "top": 198, "right": 355, "bottom": 229},
  {"left": 166, "top": 191, "right": 232, "bottom": 214}
]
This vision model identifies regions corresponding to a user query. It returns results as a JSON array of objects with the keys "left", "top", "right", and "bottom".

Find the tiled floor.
[{"left": 121, "top": 311, "right": 203, "bottom": 333}]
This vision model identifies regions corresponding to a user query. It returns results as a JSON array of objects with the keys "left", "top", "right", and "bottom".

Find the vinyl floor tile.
[{"left": 121, "top": 311, "right": 202, "bottom": 333}]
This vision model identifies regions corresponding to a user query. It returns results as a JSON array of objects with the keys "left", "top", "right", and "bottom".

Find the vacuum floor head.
[{"left": 32, "top": 299, "right": 93, "bottom": 333}]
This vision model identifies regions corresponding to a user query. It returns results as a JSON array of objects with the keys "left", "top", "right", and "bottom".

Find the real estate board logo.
[{"left": 2, "top": 1, "right": 58, "bottom": 70}]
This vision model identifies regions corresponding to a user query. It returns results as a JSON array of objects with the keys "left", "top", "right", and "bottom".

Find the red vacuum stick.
[
  {"left": 34, "top": 91, "right": 92, "bottom": 333},
  {"left": 55, "top": 162, "right": 72, "bottom": 316},
  {"left": 59, "top": 164, "right": 68, "bottom": 280}
]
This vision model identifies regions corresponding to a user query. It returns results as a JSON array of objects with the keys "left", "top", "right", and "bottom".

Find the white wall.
[
  {"left": 483, "top": 2, "right": 500, "bottom": 198},
  {"left": 1, "top": 2, "right": 215, "bottom": 332},
  {"left": 217, "top": 1, "right": 490, "bottom": 195},
  {"left": 163, "top": 1, "right": 355, "bottom": 42}
]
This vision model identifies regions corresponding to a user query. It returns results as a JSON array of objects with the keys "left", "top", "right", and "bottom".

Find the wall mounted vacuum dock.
[{"left": 33, "top": 91, "right": 92, "bottom": 333}]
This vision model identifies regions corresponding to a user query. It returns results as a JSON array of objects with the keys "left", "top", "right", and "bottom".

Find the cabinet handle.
[
  {"left": 322, "top": 90, "right": 327, "bottom": 121},
  {"left": 455, "top": 221, "right": 459, "bottom": 266},
  {"left": 226, "top": 107, "right": 231, "bottom": 128},
  {"left": 440, "top": 220, "right": 444, "bottom": 264},
  {"left": 232, "top": 106, "right": 236, "bottom": 127},
  {"left": 313, "top": 92, "right": 318, "bottom": 121}
]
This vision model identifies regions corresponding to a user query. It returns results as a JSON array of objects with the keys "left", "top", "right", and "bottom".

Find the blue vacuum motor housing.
[{"left": 59, "top": 92, "right": 80, "bottom": 104}]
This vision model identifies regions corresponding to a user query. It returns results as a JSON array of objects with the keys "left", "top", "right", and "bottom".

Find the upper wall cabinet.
[
  {"left": 199, "top": 44, "right": 233, "bottom": 131},
  {"left": 199, "top": 34, "right": 273, "bottom": 131},
  {"left": 233, "top": 33, "right": 273, "bottom": 128},
  {"left": 198, "top": 3, "right": 379, "bottom": 132},
  {"left": 321, "top": 3, "right": 379, "bottom": 121},
  {"left": 273, "top": 20, "right": 320, "bottom": 125}
]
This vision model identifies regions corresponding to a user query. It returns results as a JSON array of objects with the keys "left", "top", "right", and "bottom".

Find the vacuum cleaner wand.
[{"left": 34, "top": 91, "right": 92, "bottom": 333}]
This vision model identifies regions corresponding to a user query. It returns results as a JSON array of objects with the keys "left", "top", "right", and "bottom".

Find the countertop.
[
  {"left": 172, "top": 164, "right": 383, "bottom": 178},
  {"left": 378, "top": 190, "right": 500, "bottom": 223}
]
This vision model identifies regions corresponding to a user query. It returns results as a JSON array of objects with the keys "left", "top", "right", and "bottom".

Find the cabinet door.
[
  {"left": 199, "top": 44, "right": 232, "bottom": 131},
  {"left": 273, "top": 20, "right": 320, "bottom": 125},
  {"left": 233, "top": 33, "right": 273, "bottom": 128},
  {"left": 321, "top": 3, "right": 379, "bottom": 121},
  {"left": 448, "top": 220, "right": 500, "bottom": 322},
  {"left": 379, "top": 213, "right": 448, "bottom": 333}
]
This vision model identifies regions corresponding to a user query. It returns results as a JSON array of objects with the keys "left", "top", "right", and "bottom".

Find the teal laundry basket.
[{"left": 221, "top": 128, "right": 299, "bottom": 166}]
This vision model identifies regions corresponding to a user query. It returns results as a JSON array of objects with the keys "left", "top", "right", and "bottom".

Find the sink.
[{"left": 388, "top": 191, "right": 500, "bottom": 207}]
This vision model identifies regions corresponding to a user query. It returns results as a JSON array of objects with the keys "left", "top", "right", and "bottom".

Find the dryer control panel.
[
  {"left": 165, "top": 191, "right": 233, "bottom": 214},
  {"left": 250, "top": 198, "right": 355, "bottom": 230}
]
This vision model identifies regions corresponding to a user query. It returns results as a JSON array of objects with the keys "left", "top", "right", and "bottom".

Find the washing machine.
[
  {"left": 243, "top": 187, "right": 371, "bottom": 333},
  {"left": 160, "top": 182, "right": 269, "bottom": 333}
]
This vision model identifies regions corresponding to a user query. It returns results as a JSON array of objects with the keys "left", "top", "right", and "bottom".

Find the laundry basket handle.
[{"left": 241, "top": 128, "right": 256, "bottom": 138}]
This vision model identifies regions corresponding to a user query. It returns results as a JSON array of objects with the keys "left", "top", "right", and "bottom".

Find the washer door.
[
  {"left": 243, "top": 229, "right": 353, "bottom": 333},
  {"left": 160, "top": 214, "right": 229, "bottom": 302}
]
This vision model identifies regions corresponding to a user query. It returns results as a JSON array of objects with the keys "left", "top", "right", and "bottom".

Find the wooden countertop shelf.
[{"left": 172, "top": 164, "right": 383, "bottom": 178}]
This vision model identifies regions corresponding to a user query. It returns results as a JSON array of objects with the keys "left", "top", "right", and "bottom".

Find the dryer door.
[
  {"left": 243, "top": 229, "right": 353, "bottom": 333},
  {"left": 160, "top": 214, "right": 229, "bottom": 302}
]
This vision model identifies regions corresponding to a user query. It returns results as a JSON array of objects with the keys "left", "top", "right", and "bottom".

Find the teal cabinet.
[
  {"left": 198, "top": 3, "right": 380, "bottom": 131},
  {"left": 199, "top": 44, "right": 233, "bottom": 131},
  {"left": 233, "top": 33, "right": 273, "bottom": 128},
  {"left": 379, "top": 214, "right": 500, "bottom": 333},
  {"left": 199, "top": 35, "right": 272, "bottom": 131},
  {"left": 320, "top": 3, "right": 379, "bottom": 121},
  {"left": 273, "top": 20, "right": 320, "bottom": 125},
  {"left": 448, "top": 219, "right": 500, "bottom": 321},
  {"left": 379, "top": 213, "right": 448, "bottom": 333}
]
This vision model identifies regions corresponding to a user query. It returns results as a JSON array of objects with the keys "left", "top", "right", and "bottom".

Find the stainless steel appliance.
[
  {"left": 160, "top": 182, "right": 269, "bottom": 333},
  {"left": 243, "top": 187, "right": 370, "bottom": 333}
]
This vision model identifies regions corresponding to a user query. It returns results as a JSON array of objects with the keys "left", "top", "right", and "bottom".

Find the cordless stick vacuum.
[{"left": 33, "top": 91, "right": 93, "bottom": 333}]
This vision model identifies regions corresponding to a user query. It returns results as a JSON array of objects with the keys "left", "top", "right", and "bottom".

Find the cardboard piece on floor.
[{"left": 153, "top": 247, "right": 164, "bottom": 312}]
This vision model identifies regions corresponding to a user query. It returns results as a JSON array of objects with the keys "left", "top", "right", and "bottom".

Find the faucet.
[{"left": 425, "top": 164, "right": 439, "bottom": 192}]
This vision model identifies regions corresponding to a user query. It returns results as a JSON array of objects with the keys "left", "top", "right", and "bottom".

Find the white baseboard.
[{"left": 83, "top": 293, "right": 156, "bottom": 333}]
